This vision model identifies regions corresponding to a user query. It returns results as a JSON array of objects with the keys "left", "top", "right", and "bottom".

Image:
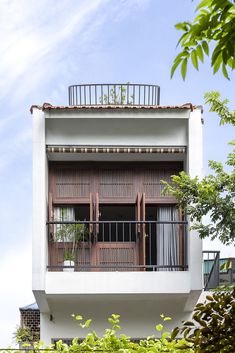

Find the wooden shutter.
[
  {"left": 142, "top": 165, "right": 181, "bottom": 202},
  {"left": 48, "top": 192, "right": 54, "bottom": 239},
  {"left": 52, "top": 167, "right": 91, "bottom": 202},
  {"left": 95, "top": 242, "right": 138, "bottom": 271},
  {"left": 89, "top": 193, "right": 94, "bottom": 237},
  {"left": 95, "top": 192, "right": 99, "bottom": 235},
  {"left": 98, "top": 168, "right": 134, "bottom": 202},
  {"left": 139, "top": 193, "right": 146, "bottom": 268},
  {"left": 135, "top": 192, "right": 141, "bottom": 234}
]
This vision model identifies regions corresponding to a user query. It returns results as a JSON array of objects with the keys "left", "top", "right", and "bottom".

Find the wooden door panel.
[{"left": 95, "top": 242, "right": 138, "bottom": 271}]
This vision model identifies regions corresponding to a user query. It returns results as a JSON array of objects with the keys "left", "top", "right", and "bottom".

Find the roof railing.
[{"left": 68, "top": 83, "right": 160, "bottom": 106}]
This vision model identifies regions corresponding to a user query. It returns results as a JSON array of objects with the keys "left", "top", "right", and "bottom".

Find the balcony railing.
[
  {"left": 203, "top": 251, "right": 235, "bottom": 289},
  {"left": 47, "top": 220, "right": 188, "bottom": 272},
  {"left": 68, "top": 83, "right": 160, "bottom": 106}
]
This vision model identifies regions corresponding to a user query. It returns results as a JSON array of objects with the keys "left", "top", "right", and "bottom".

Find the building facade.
[{"left": 31, "top": 84, "right": 203, "bottom": 344}]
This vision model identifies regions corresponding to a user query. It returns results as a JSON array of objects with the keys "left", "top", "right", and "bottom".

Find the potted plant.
[{"left": 56, "top": 223, "right": 88, "bottom": 271}]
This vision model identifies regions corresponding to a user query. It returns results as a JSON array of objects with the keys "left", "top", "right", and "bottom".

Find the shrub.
[
  {"left": 57, "top": 313, "right": 194, "bottom": 353},
  {"left": 172, "top": 286, "right": 235, "bottom": 352}
]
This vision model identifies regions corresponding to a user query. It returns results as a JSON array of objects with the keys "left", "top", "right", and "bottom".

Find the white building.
[{"left": 31, "top": 83, "right": 203, "bottom": 344}]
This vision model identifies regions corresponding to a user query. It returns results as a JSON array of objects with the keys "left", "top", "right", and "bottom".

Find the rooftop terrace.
[{"left": 68, "top": 83, "right": 160, "bottom": 106}]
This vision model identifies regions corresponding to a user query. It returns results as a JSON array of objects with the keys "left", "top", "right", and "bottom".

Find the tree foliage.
[
  {"left": 171, "top": 0, "right": 235, "bottom": 79},
  {"left": 163, "top": 92, "right": 235, "bottom": 245},
  {"left": 172, "top": 287, "right": 235, "bottom": 352},
  {"left": 54, "top": 314, "right": 193, "bottom": 353}
]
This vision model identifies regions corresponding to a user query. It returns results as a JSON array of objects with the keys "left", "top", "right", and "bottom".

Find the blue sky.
[{"left": 0, "top": 0, "right": 234, "bottom": 346}]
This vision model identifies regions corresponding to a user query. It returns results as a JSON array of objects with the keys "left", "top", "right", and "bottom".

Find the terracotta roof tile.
[{"left": 30, "top": 102, "right": 202, "bottom": 114}]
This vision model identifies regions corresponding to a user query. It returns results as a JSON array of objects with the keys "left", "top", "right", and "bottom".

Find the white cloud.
[
  {"left": 0, "top": 0, "right": 108, "bottom": 101},
  {"left": 0, "top": 0, "right": 154, "bottom": 347}
]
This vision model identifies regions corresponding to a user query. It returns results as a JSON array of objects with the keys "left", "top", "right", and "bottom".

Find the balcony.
[
  {"left": 47, "top": 220, "right": 188, "bottom": 272},
  {"left": 68, "top": 83, "right": 160, "bottom": 106},
  {"left": 203, "top": 251, "right": 235, "bottom": 289}
]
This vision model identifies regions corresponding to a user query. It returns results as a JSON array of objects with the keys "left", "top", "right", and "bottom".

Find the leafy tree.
[
  {"left": 172, "top": 286, "right": 235, "bottom": 352},
  {"left": 171, "top": 0, "right": 235, "bottom": 79},
  {"left": 163, "top": 92, "right": 235, "bottom": 245}
]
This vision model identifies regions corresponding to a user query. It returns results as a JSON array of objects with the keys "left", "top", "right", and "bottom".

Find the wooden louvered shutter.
[
  {"left": 98, "top": 168, "right": 134, "bottom": 202},
  {"left": 135, "top": 192, "right": 141, "bottom": 234},
  {"left": 48, "top": 192, "right": 53, "bottom": 239},
  {"left": 89, "top": 193, "right": 94, "bottom": 237},
  {"left": 139, "top": 193, "right": 146, "bottom": 268},
  {"left": 53, "top": 167, "right": 91, "bottom": 202},
  {"left": 142, "top": 169, "right": 163, "bottom": 199},
  {"left": 142, "top": 165, "right": 181, "bottom": 202},
  {"left": 95, "top": 192, "right": 99, "bottom": 235}
]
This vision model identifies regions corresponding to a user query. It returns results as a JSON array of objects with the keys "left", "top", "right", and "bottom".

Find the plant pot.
[{"left": 63, "top": 260, "right": 75, "bottom": 272}]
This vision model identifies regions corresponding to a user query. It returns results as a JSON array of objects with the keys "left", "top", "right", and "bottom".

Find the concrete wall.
[
  {"left": 46, "top": 117, "right": 188, "bottom": 147},
  {"left": 40, "top": 295, "right": 193, "bottom": 344},
  {"left": 32, "top": 108, "right": 47, "bottom": 292},
  {"left": 188, "top": 108, "right": 203, "bottom": 290},
  {"left": 45, "top": 271, "right": 191, "bottom": 295}
]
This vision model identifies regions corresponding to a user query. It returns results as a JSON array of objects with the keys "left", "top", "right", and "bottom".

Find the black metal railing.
[
  {"left": 203, "top": 251, "right": 220, "bottom": 290},
  {"left": 203, "top": 253, "right": 235, "bottom": 289},
  {"left": 47, "top": 220, "right": 188, "bottom": 272},
  {"left": 68, "top": 84, "right": 160, "bottom": 106}
]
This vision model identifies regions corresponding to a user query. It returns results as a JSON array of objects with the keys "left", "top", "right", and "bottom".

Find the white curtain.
[
  {"left": 54, "top": 207, "right": 75, "bottom": 241},
  {"left": 157, "top": 206, "right": 179, "bottom": 271}
]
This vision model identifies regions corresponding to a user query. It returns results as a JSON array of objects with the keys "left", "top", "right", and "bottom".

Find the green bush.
[
  {"left": 52, "top": 313, "right": 193, "bottom": 353},
  {"left": 172, "top": 286, "right": 235, "bottom": 352}
]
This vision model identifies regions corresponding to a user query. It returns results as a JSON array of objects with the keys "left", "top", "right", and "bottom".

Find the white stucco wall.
[
  {"left": 32, "top": 108, "right": 47, "bottom": 292},
  {"left": 188, "top": 108, "right": 203, "bottom": 290},
  {"left": 40, "top": 295, "right": 194, "bottom": 344},
  {"left": 46, "top": 117, "right": 188, "bottom": 147},
  {"left": 45, "top": 271, "right": 191, "bottom": 295}
]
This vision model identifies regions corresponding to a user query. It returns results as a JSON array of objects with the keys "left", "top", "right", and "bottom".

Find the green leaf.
[
  {"left": 74, "top": 315, "right": 83, "bottom": 321},
  {"left": 191, "top": 50, "right": 199, "bottom": 69},
  {"left": 183, "top": 321, "right": 195, "bottom": 326},
  {"left": 196, "top": 0, "right": 211, "bottom": 11},
  {"left": 112, "top": 314, "right": 120, "bottom": 319},
  {"left": 213, "top": 54, "right": 222, "bottom": 74},
  {"left": 84, "top": 319, "right": 92, "bottom": 328},
  {"left": 171, "top": 327, "right": 179, "bottom": 340},
  {"left": 171, "top": 58, "right": 182, "bottom": 78},
  {"left": 163, "top": 316, "right": 172, "bottom": 321},
  {"left": 222, "top": 63, "right": 230, "bottom": 80},
  {"left": 202, "top": 40, "right": 209, "bottom": 55},
  {"left": 181, "top": 58, "right": 188, "bottom": 80},
  {"left": 196, "top": 45, "right": 204, "bottom": 62},
  {"left": 155, "top": 324, "right": 163, "bottom": 331},
  {"left": 175, "top": 22, "right": 187, "bottom": 31}
]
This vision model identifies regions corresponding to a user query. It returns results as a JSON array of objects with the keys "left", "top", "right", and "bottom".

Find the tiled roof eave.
[{"left": 30, "top": 102, "right": 200, "bottom": 114}]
